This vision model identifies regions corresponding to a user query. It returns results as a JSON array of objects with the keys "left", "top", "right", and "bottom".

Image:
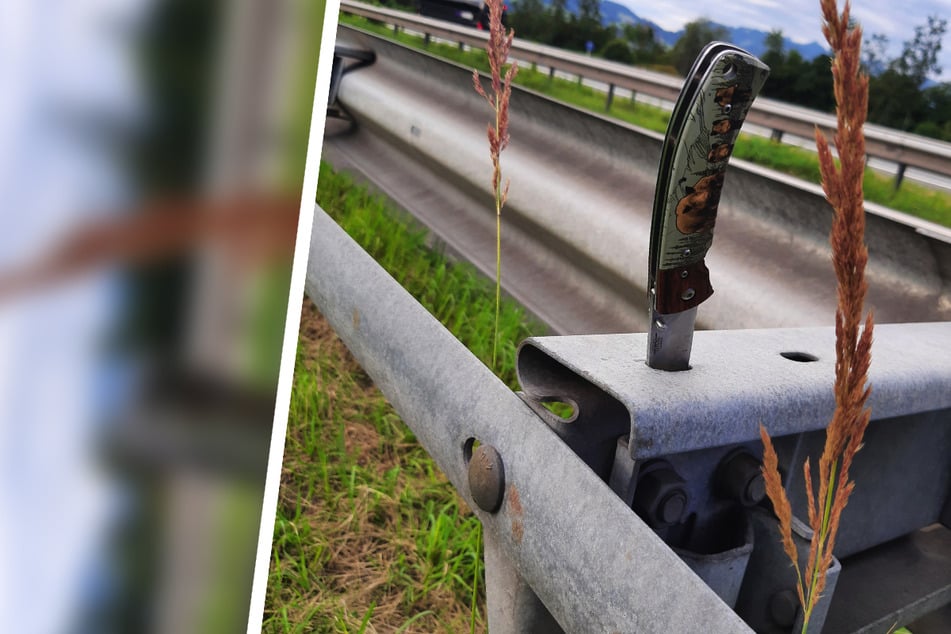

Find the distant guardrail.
[
  {"left": 339, "top": 0, "right": 951, "bottom": 190},
  {"left": 328, "top": 25, "right": 951, "bottom": 332}
]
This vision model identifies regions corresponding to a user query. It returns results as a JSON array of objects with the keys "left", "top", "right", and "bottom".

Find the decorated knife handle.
[{"left": 651, "top": 46, "right": 769, "bottom": 315}]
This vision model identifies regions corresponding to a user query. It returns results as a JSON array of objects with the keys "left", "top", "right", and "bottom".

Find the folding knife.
[{"left": 647, "top": 43, "right": 769, "bottom": 371}]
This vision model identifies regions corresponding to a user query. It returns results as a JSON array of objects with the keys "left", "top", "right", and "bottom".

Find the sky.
[{"left": 617, "top": 0, "right": 951, "bottom": 80}]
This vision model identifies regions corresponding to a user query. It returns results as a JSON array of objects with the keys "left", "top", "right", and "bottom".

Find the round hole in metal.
[
  {"left": 463, "top": 437, "right": 481, "bottom": 464},
  {"left": 780, "top": 351, "right": 819, "bottom": 362}
]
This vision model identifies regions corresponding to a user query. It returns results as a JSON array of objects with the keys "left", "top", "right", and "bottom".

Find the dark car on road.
[{"left": 416, "top": 0, "right": 508, "bottom": 30}]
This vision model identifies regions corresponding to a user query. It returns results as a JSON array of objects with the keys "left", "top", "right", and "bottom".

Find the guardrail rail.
[
  {"left": 340, "top": 0, "right": 951, "bottom": 190},
  {"left": 310, "top": 199, "right": 951, "bottom": 632},
  {"left": 316, "top": 23, "right": 951, "bottom": 631},
  {"left": 326, "top": 25, "right": 951, "bottom": 335}
]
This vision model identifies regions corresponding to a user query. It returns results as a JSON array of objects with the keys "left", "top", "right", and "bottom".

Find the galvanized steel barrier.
[
  {"left": 308, "top": 206, "right": 751, "bottom": 633},
  {"left": 309, "top": 201, "right": 951, "bottom": 632},
  {"left": 319, "top": 26, "right": 951, "bottom": 632},
  {"left": 339, "top": 0, "right": 951, "bottom": 189}
]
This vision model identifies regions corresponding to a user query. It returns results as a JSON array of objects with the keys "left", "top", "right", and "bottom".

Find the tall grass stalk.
[
  {"left": 472, "top": 0, "right": 518, "bottom": 369},
  {"left": 267, "top": 164, "right": 551, "bottom": 631},
  {"left": 760, "top": 2, "right": 874, "bottom": 632}
]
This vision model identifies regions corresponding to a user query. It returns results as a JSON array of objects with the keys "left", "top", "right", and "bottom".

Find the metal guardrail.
[
  {"left": 308, "top": 204, "right": 751, "bottom": 633},
  {"left": 339, "top": 0, "right": 951, "bottom": 188},
  {"left": 328, "top": 26, "right": 951, "bottom": 333},
  {"left": 309, "top": 201, "right": 951, "bottom": 632},
  {"left": 318, "top": 29, "right": 951, "bottom": 630}
]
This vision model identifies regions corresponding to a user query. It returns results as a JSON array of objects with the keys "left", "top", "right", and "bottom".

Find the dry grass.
[
  {"left": 265, "top": 300, "right": 485, "bottom": 633},
  {"left": 472, "top": 0, "right": 518, "bottom": 369},
  {"left": 760, "top": 2, "right": 875, "bottom": 631}
]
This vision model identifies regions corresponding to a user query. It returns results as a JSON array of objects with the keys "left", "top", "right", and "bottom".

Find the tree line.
[{"left": 508, "top": 2, "right": 950, "bottom": 142}]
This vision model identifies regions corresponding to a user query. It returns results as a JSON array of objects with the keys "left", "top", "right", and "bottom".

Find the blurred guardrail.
[
  {"left": 339, "top": 0, "right": 951, "bottom": 190},
  {"left": 327, "top": 25, "right": 951, "bottom": 333}
]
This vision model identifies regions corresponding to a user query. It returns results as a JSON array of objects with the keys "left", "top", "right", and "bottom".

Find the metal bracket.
[
  {"left": 517, "top": 324, "right": 951, "bottom": 631},
  {"left": 327, "top": 45, "right": 376, "bottom": 126}
]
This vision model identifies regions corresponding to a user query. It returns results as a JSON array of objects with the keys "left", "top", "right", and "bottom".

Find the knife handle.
[
  {"left": 654, "top": 259, "right": 714, "bottom": 314},
  {"left": 651, "top": 47, "right": 769, "bottom": 315}
]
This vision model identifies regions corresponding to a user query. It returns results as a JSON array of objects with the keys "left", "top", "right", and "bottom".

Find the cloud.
[{"left": 616, "top": 0, "right": 949, "bottom": 79}]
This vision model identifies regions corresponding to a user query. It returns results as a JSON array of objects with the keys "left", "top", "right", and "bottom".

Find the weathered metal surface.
[
  {"left": 824, "top": 526, "right": 951, "bottom": 633},
  {"left": 518, "top": 326, "right": 951, "bottom": 552},
  {"left": 518, "top": 324, "right": 951, "bottom": 458},
  {"left": 778, "top": 411, "right": 951, "bottom": 558},
  {"left": 518, "top": 326, "right": 951, "bottom": 630},
  {"left": 483, "top": 531, "right": 565, "bottom": 634},
  {"left": 307, "top": 205, "right": 751, "bottom": 632}
]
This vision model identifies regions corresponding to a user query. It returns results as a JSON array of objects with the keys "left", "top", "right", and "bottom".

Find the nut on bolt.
[
  {"left": 632, "top": 464, "right": 689, "bottom": 528},
  {"left": 468, "top": 444, "right": 505, "bottom": 513},
  {"left": 716, "top": 450, "right": 766, "bottom": 507},
  {"left": 769, "top": 589, "right": 800, "bottom": 628}
]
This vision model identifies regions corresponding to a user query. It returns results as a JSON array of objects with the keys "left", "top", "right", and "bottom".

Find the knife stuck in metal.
[{"left": 647, "top": 43, "right": 769, "bottom": 371}]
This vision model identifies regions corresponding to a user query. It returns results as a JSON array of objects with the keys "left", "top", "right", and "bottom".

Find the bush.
[{"left": 601, "top": 38, "right": 633, "bottom": 64}]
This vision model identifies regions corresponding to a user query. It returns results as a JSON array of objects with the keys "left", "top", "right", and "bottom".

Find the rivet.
[{"left": 681, "top": 288, "right": 696, "bottom": 301}]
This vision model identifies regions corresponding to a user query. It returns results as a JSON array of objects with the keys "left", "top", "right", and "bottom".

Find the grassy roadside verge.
[
  {"left": 341, "top": 13, "right": 951, "bottom": 228},
  {"left": 264, "top": 162, "right": 546, "bottom": 632}
]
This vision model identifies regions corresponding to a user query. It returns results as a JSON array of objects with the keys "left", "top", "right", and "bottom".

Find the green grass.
[
  {"left": 264, "top": 163, "right": 546, "bottom": 632},
  {"left": 313, "top": 162, "right": 543, "bottom": 383},
  {"left": 340, "top": 13, "right": 951, "bottom": 228}
]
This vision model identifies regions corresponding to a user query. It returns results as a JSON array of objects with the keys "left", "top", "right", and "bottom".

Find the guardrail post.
[
  {"left": 771, "top": 129, "right": 784, "bottom": 143},
  {"left": 484, "top": 531, "right": 564, "bottom": 633},
  {"left": 548, "top": 66, "right": 555, "bottom": 82},
  {"left": 894, "top": 162, "right": 907, "bottom": 191},
  {"left": 424, "top": 32, "right": 430, "bottom": 47},
  {"left": 393, "top": 23, "right": 399, "bottom": 36},
  {"left": 606, "top": 83, "right": 615, "bottom": 112}
]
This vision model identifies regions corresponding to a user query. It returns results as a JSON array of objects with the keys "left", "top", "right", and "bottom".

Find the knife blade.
[{"left": 647, "top": 43, "right": 769, "bottom": 371}]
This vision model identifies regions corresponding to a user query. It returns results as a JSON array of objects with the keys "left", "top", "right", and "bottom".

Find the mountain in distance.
[
  {"left": 721, "top": 24, "right": 828, "bottom": 60},
  {"left": 559, "top": 0, "right": 829, "bottom": 61}
]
